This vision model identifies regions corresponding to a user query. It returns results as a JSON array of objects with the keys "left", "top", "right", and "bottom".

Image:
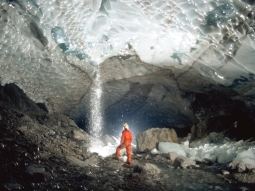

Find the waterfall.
[{"left": 89, "top": 69, "right": 103, "bottom": 139}]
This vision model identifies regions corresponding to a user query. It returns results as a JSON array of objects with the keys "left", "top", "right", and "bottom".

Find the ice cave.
[{"left": 1, "top": 0, "right": 255, "bottom": 190}]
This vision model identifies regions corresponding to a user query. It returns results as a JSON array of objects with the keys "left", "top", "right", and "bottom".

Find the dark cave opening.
[{"left": 74, "top": 88, "right": 255, "bottom": 141}]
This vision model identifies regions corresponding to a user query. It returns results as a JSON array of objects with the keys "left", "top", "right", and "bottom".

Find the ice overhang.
[{"left": 0, "top": 0, "right": 255, "bottom": 118}]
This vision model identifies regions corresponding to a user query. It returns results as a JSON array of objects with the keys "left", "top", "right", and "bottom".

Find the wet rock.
[
  {"left": 132, "top": 172, "right": 140, "bottom": 178},
  {"left": 20, "top": 115, "right": 39, "bottom": 129},
  {"left": 237, "top": 163, "right": 247, "bottom": 173},
  {"left": 26, "top": 164, "right": 45, "bottom": 175},
  {"left": 168, "top": 152, "right": 178, "bottom": 162},
  {"left": 108, "top": 171, "right": 118, "bottom": 176},
  {"left": 233, "top": 172, "right": 255, "bottom": 184},
  {"left": 227, "top": 160, "right": 237, "bottom": 170},
  {"left": 75, "top": 186, "right": 89, "bottom": 191},
  {"left": 4, "top": 183, "right": 23, "bottom": 190},
  {"left": 131, "top": 172, "right": 144, "bottom": 181},
  {"left": 54, "top": 115, "right": 79, "bottom": 128},
  {"left": 202, "top": 158, "right": 214, "bottom": 165},
  {"left": 66, "top": 154, "right": 99, "bottom": 167},
  {"left": 133, "top": 164, "right": 147, "bottom": 175},
  {"left": 0, "top": 143, "right": 5, "bottom": 149},
  {"left": 136, "top": 128, "right": 178, "bottom": 152},
  {"left": 144, "top": 154, "right": 152, "bottom": 160},
  {"left": 68, "top": 119, "right": 79, "bottom": 128},
  {"left": 228, "top": 160, "right": 255, "bottom": 172},
  {"left": 153, "top": 154, "right": 164, "bottom": 162},
  {"left": 39, "top": 151, "right": 51, "bottom": 160},
  {"left": 190, "top": 120, "right": 209, "bottom": 141},
  {"left": 144, "top": 163, "right": 161, "bottom": 175},
  {"left": 222, "top": 170, "right": 230, "bottom": 175},
  {"left": 74, "top": 174, "right": 95, "bottom": 182},
  {"left": 134, "top": 163, "right": 161, "bottom": 177},
  {"left": 246, "top": 163, "right": 255, "bottom": 171},
  {"left": 103, "top": 183, "right": 114, "bottom": 191},
  {"left": 84, "top": 154, "right": 100, "bottom": 166},
  {"left": 132, "top": 165, "right": 147, "bottom": 182},
  {"left": 239, "top": 187, "right": 249, "bottom": 191},
  {"left": 25, "top": 164, "right": 46, "bottom": 182},
  {"left": 49, "top": 130, "right": 55, "bottom": 136},
  {"left": 20, "top": 115, "right": 33, "bottom": 123},
  {"left": 16, "top": 125, "right": 28, "bottom": 133},
  {"left": 72, "top": 130, "right": 90, "bottom": 141},
  {"left": 160, "top": 153, "right": 169, "bottom": 159},
  {"left": 74, "top": 148, "right": 83, "bottom": 155},
  {"left": 173, "top": 156, "right": 196, "bottom": 169}
]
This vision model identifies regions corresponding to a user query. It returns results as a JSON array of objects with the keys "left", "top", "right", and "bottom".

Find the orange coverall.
[{"left": 115, "top": 129, "right": 132, "bottom": 163}]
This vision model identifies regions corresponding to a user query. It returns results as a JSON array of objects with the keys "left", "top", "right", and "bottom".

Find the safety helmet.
[{"left": 123, "top": 123, "right": 129, "bottom": 130}]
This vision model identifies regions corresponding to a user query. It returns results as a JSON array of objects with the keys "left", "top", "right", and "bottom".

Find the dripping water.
[{"left": 89, "top": 69, "right": 103, "bottom": 139}]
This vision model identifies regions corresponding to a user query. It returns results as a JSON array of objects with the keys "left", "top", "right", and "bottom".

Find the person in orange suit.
[{"left": 115, "top": 123, "right": 133, "bottom": 164}]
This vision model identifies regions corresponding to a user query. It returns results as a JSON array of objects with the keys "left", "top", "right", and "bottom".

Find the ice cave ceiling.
[{"left": 1, "top": 0, "right": 255, "bottom": 134}]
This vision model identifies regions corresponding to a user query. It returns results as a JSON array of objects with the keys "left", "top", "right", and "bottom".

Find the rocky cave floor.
[{"left": 1, "top": 108, "right": 255, "bottom": 191}]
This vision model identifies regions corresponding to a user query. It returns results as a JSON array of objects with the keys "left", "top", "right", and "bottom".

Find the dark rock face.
[
  {"left": 185, "top": 90, "right": 255, "bottom": 141},
  {"left": 190, "top": 115, "right": 255, "bottom": 141},
  {"left": 0, "top": 83, "right": 47, "bottom": 118}
]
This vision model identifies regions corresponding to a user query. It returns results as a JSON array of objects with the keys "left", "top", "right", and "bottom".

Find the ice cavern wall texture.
[{"left": 1, "top": 0, "right": 255, "bottom": 135}]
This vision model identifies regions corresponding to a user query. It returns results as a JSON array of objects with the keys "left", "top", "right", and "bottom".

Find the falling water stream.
[{"left": 89, "top": 69, "right": 103, "bottom": 139}]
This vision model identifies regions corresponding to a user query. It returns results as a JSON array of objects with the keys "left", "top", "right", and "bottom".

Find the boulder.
[
  {"left": 144, "top": 163, "right": 161, "bottom": 175},
  {"left": 4, "top": 183, "right": 23, "bottom": 190},
  {"left": 17, "top": 125, "right": 28, "bottom": 133},
  {"left": 136, "top": 128, "right": 178, "bottom": 152},
  {"left": 66, "top": 154, "right": 99, "bottom": 167},
  {"left": 72, "top": 129, "right": 90, "bottom": 141},
  {"left": 144, "top": 154, "right": 152, "bottom": 160},
  {"left": 173, "top": 156, "right": 196, "bottom": 169},
  {"left": 228, "top": 160, "right": 255, "bottom": 173},
  {"left": 26, "top": 164, "right": 45, "bottom": 175},
  {"left": 19, "top": 115, "right": 39, "bottom": 129},
  {"left": 66, "top": 156, "right": 88, "bottom": 167},
  {"left": 39, "top": 151, "right": 51, "bottom": 160},
  {"left": 133, "top": 163, "right": 161, "bottom": 176},
  {"left": 168, "top": 152, "right": 178, "bottom": 162}
]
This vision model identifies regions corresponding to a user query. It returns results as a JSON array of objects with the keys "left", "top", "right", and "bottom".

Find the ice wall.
[{"left": 0, "top": 0, "right": 255, "bottom": 113}]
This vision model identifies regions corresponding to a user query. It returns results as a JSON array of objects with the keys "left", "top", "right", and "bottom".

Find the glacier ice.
[
  {"left": 0, "top": 0, "right": 255, "bottom": 114},
  {"left": 127, "top": 132, "right": 251, "bottom": 170},
  {"left": 158, "top": 142, "right": 186, "bottom": 157},
  {"left": 2, "top": 0, "right": 255, "bottom": 68},
  {"left": 86, "top": 132, "right": 255, "bottom": 171}
]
